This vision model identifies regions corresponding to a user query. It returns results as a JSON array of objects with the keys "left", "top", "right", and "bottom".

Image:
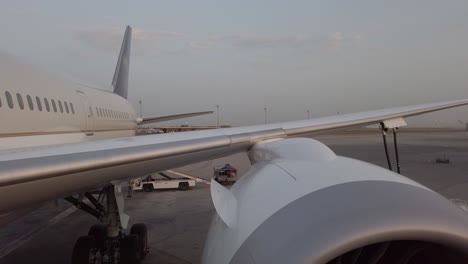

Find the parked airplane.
[{"left": 1, "top": 26, "right": 468, "bottom": 264}]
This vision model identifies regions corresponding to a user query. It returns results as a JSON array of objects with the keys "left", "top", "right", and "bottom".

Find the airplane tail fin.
[{"left": 112, "top": 25, "right": 132, "bottom": 99}]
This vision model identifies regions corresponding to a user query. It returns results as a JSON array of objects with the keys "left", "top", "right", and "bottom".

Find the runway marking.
[{"left": 0, "top": 206, "right": 77, "bottom": 259}]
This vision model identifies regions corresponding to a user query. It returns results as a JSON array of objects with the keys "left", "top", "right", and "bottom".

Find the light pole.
[
  {"left": 264, "top": 107, "right": 267, "bottom": 124},
  {"left": 216, "top": 105, "right": 220, "bottom": 127},
  {"left": 139, "top": 100, "right": 142, "bottom": 118},
  {"left": 307, "top": 110, "right": 310, "bottom": 119}
]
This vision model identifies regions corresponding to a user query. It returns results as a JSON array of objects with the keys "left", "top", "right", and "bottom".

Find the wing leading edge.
[{"left": 0, "top": 99, "right": 467, "bottom": 213}]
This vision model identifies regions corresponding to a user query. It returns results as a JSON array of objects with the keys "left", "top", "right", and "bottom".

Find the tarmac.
[{"left": 1, "top": 131, "right": 468, "bottom": 263}]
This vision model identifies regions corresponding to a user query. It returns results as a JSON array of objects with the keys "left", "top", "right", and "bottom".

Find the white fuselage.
[{"left": 0, "top": 53, "right": 137, "bottom": 151}]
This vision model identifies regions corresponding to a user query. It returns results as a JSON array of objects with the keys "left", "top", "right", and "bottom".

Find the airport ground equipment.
[
  {"left": 133, "top": 172, "right": 196, "bottom": 192},
  {"left": 214, "top": 164, "right": 238, "bottom": 185},
  {"left": 167, "top": 169, "right": 211, "bottom": 184}
]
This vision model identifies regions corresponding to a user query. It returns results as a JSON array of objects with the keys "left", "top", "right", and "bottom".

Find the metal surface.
[
  {"left": 111, "top": 26, "right": 131, "bottom": 99},
  {"left": 202, "top": 138, "right": 468, "bottom": 264},
  {"left": 1, "top": 99, "right": 468, "bottom": 213},
  {"left": 382, "top": 117, "right": 407, "bottom": 129},
  {"left": 229, "top": 181, "right": 468, "bottom": 264}
]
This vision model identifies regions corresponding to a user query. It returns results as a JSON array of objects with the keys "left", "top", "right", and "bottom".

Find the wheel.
[
  {"left": 143, "top": 184, "right": 153, "bottom": 192},
  {"left": 72, "top": 236, "right": 99, "bottom": 264},
  {"left": 88, "top": 224, "right": 107, "bottom": 249},
  {"left": 130, "top": 223, "right": 148, "bottom": 259},
  {"left": 178, "top": 182, "right": 189, "bottom": 191},
  {"left": 120, "top": 234, "right": 141, "bottom": 264}
]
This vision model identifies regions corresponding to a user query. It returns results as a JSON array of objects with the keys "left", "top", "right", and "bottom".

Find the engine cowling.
[{"left": 202, "top": 138, "right": 468, "bottom": 264}]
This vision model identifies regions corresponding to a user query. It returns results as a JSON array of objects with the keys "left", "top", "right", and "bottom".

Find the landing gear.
[
  {"left": 130, "top": 224, "right": 148, "bottom": 259},
  {"left": 72, "top": 236, "right": 100, "bottom": 264},
  {"left": 66, "top": 184, "right": 149, "bottom": 264}
]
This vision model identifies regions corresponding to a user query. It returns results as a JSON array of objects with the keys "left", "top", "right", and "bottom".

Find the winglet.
[
  {"left": 210, "top": 179, "right": 237, "bottom": 228},
  {"left": 112, "top": 25, "right": 132, "bottom": 99}
]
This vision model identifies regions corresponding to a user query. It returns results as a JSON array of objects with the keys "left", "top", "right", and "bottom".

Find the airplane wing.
[
  {"left": 0, "top": 98, "right": 467, "bottom": 213},
  {"left": 138, "top": 111, "right": 214, "bottom": 125}
]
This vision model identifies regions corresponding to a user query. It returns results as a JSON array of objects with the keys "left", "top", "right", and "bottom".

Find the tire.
[
  {"left": 130, "top": 223, "right": 148, "bottom": 259},
  {"left": 178, "top": 182, "right": 189, "bottom": 191},
  {"left": 71, "top": 236, "right": 97, "bottom": 264},
  {"left": 120, "top": 234, "right": 141, "bottom": 264},
  {"left": 143, "top": 184, "right": 153, "bottom": 192},
  {"left": 88, "top": 224, "right": 107, "bottom": 249}
]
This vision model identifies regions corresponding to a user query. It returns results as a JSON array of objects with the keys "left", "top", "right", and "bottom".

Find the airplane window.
[
  {"left": 58, "top": 100, "right": 63, "bottom": 113},
  {"left": 26, "top": 95, "right": 34, "bottom": 110},
  {"left": 51, "top": 99, "right": 57, "bottom": 112},
  {"left": 16, "top": 93, "right": 24, "bottom": 110},
  {"left": 36, "top": 96, "right": 42, "bottom": 111},
  {"left": 70, "top": 103, "right": 75, "bottom": 114},
  {"left": 44, "top": 98, "right": 50, "bottom": 112},
  {"left": 64, "top": 102, "right": 69, "bottom": 114},
  {"left": 5, "top": 91, "right": 13, "bottom": 109}
]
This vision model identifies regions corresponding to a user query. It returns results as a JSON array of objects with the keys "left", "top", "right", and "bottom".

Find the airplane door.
[{"left": 76, "top": 91, "right": 95, "bottom": 136}]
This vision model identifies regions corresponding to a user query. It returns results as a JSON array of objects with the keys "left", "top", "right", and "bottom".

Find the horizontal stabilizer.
[{"left": 138, "top": 111, "right": 214, "bottom": 125}]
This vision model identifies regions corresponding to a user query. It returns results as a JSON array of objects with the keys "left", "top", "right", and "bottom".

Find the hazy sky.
[{"left": 1, "top": 1, "right": 468, "bottom": 127}]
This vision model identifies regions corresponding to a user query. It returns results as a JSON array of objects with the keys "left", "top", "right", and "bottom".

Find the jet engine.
[{"left": 202, "top": 138, "right": 468, "bottom": 264}]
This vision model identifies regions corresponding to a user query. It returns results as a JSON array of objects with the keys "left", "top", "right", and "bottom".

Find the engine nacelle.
[{"left": 202, "top": 138, "right": 468, "bottom": 264}]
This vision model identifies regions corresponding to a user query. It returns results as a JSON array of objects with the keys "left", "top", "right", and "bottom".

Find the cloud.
[
  {"left": 329, "top": 32, "right": 364, "bottom": 48},
  {"left": 189, "top": 40, "right": 216, "bottom": 49},
  {"left": 330, "top": 32, "right": 344, "bottom": 48},
  {"left": 76, "top": 26, "right": 185, "bottom": 55},
  {"left": 217, "top": 33, "right": 310, "bottom": 48},
  {"left": 353, "top": 34, "right": 362, "bottom": 40}
]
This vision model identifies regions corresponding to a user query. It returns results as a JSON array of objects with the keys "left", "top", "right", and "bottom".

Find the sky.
[{"left": 1, "top": 1, "right": 468, "bottom": 127}]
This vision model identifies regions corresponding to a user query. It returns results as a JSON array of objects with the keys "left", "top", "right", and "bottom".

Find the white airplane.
[{"left": 1, "top": 26, "right": 468, "bottom": 264}]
